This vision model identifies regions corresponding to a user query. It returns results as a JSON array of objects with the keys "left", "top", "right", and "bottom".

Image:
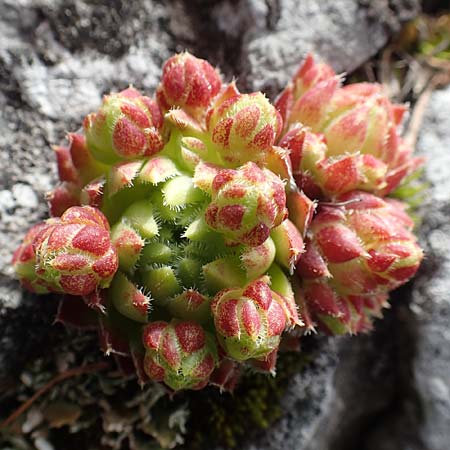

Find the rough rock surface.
[
  {"left": 409, "top": 86, "right": 450, "bottom": 450},
  {"left": 212, "top": 0, "right": 420, "bottom": 96},
  {"left": 1, "top": 1, "right": 441, "bottom": 450}
]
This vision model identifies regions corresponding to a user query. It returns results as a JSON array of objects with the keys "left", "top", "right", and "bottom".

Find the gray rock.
[
  {"left": 215, "top": 0, "right": 420, "bottom": 97},
  {"left": 408, "top": 85, "right": 450, "bottom": 450}
]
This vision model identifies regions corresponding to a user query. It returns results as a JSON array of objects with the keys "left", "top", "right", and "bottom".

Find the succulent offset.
[
  {"left": 33, "top": 206, "right": 118, "bottom": 296},
  {"left": 277, "top": 54, "right": 424, "bottom": 198},
  {"left": 12, "top": 52, "right": 423, "bottom": 391},
  {"left": 296, "top": 191, "right": 423, "bottom": 334}
]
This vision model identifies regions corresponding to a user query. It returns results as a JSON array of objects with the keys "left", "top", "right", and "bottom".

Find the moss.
[{"left": 186, "top": 349, "right": 313, "bottom": 449}]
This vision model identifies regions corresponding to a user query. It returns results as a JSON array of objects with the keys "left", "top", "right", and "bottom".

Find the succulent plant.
[
  {"left": 276, "top": 53, "right": 423, "bottom": 198},
  {"left": 12, "top": 221, "right": 60, "bottom": 294},
  {"left": 12, "top": 51, "right": 424, "bottom": 396},
  {"left": 84, "top": 87, "right": 164, "bottom": 163},
  {"left": 157, "top": 52, "right": 222, "bottom": 120},
  {"left": 296, "top": 191, "right": 423, "bottom": 334},
  {"left": 33, "top": 206, "right": 119, "bottom": 296},
  {"left": 211, "top": 278, "right": 299, "bottom": 361},
  {"left": 143, "top": 320, "right": 218, "bottom": 390},
  {"left": 204, "top": 162, "right": 288, "bottom": 246},
  {"left": 206, "top": 88, "right": 283, "bottom": 167}
]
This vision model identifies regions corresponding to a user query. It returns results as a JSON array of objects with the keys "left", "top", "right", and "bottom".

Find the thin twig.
[
  {"left": 404, "top": 85, "right": 434, "bottom": 147},
  {"left": 379, "top": 48, "right": 392, "bottom": 94},
  {"left": 0, "top": 361, "right": 110, "bottom": 430},
  {"left": 404, "top": 77, "right": 436, "bottom": 148}
]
